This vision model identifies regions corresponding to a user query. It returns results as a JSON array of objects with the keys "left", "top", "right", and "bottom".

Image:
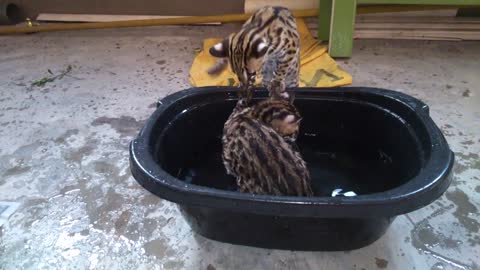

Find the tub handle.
[
  {"left": 420, "top": 103, "right": 430, "bottom": 115},
  {"left": 406, "top": 99, "right": 429, "bottom": 115},
  {"left": 156, "top": 100, "right": 164, "bottom": 108}
]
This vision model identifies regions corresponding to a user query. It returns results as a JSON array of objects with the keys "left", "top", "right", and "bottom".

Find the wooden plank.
[
  {"left": 355, "top": 22, "right": 480, "bottom": 29},
  {"left": 318, "top": 0, "right": 333, "bottom": 41},
  {"left": 310, "top": 27, "right": 480, "bottom": 40},
  {"left": 355, "top": 16, "right": 480, "bottom": 23},
  {"left": 307, "top": 16, "right": 480, "bottom": 28},
  {"left": 329, "top": 0, "right": 357, "bottom": 57},
  {"left": 356, "top": 4, "right": 463, "bottom": 15},
  {"left": 357, "top": 9, "right": 458, "bottom": 17},
  {"left": 353, "top": 29, "right": 480, "bottom": 40},
  {"left": 244, "top": 0, "right": 318, "bottom": 13},
  {"left": 308, "top": 16, "right": 480, "bottom": 40},
  {"left": 36, "top": 13, "right": 221, "bottom": 25}
]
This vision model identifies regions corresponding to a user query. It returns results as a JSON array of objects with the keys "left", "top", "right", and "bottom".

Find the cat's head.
[
  {"left": 253, "top": 99, "right": 302, "bottom": 142},
  {"left": 209, "top": 31, "right": 268, "bottom": 88}
]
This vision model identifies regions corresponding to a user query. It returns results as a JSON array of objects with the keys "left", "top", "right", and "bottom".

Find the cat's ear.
[
  {"left": 209, "top": 39, "right": 229, "bottom": 58},
  {"left": 252, "top": 38, "right": 268, "bottom": 58}
]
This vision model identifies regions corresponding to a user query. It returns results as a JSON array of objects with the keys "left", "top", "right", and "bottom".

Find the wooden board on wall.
[
  {"left": 308, "top": 15, "right": 480, "bottom": 40},
  {"left": 353, "top": 29, "right": 480, "bottom": 40},
  {"left": 356, "top": 9, "right": 458, "bottom": 17}
]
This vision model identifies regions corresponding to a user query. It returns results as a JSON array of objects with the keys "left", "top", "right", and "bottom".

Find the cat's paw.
[{"left": 268, "top": 80, "right": 288, "bottom": 100}]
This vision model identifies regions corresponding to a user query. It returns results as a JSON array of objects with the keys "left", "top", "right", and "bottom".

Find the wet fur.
[{"left": 222, "top": 98, "right": 313, "bottom": 196}]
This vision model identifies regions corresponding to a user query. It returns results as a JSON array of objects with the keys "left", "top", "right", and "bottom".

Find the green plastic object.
[
  {"left": 317, "top": 0, "right": 333, "bottom": 41},
  {"left": 328, "top": 0, "right": 357, "bottom": 58},
  {"left": 320, "top": 0, "right": 480, "bottom": 57}
]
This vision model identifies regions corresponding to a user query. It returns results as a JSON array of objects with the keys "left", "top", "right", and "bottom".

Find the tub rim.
[{"left": 130, "top": 86, "right": 454, "bottom": 218}]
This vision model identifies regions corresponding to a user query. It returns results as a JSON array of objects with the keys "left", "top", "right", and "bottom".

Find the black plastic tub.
[{"left": 130, "top": 87, "right": 454, "bottom": 251}]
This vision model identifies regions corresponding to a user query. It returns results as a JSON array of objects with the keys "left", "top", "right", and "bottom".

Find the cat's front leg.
[{"left": 268, "top": 79, "right": 289, "bottom": 100}]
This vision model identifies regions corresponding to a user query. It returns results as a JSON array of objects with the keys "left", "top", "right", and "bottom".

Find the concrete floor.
[{"left": 0, "top": 25, "right": 479, "bottom": 270}]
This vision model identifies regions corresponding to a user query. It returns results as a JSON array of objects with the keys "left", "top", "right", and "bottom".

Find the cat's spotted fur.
[
  {"left": 209, "top": 6, "right": 300, "bottom": 100},
  {"left": 222, "top": 97, "right": 313, "bottom": 196},
  {"left": 249, "top": 98, "right": 302, "bottom": 144}
]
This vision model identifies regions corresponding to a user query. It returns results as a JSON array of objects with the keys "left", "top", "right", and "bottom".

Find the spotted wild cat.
[
  {"left": 209, "top": 6, "right": 300, "bottom": 100},
  {"left": 222, "top": 96, "right": 313, "bottom": 196}
]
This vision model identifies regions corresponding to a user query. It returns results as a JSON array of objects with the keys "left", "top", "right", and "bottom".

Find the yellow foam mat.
[{"left": 189, "top": 19, "right": 352, "bottom": 88}]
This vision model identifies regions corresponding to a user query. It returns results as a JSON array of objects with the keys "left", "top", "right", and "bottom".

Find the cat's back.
[
  {"left": 222, "top": 111, "right": 312, "bottom": 196},
  {"left": 244, "top": 6, "right": 296, "bottom": 28}
]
